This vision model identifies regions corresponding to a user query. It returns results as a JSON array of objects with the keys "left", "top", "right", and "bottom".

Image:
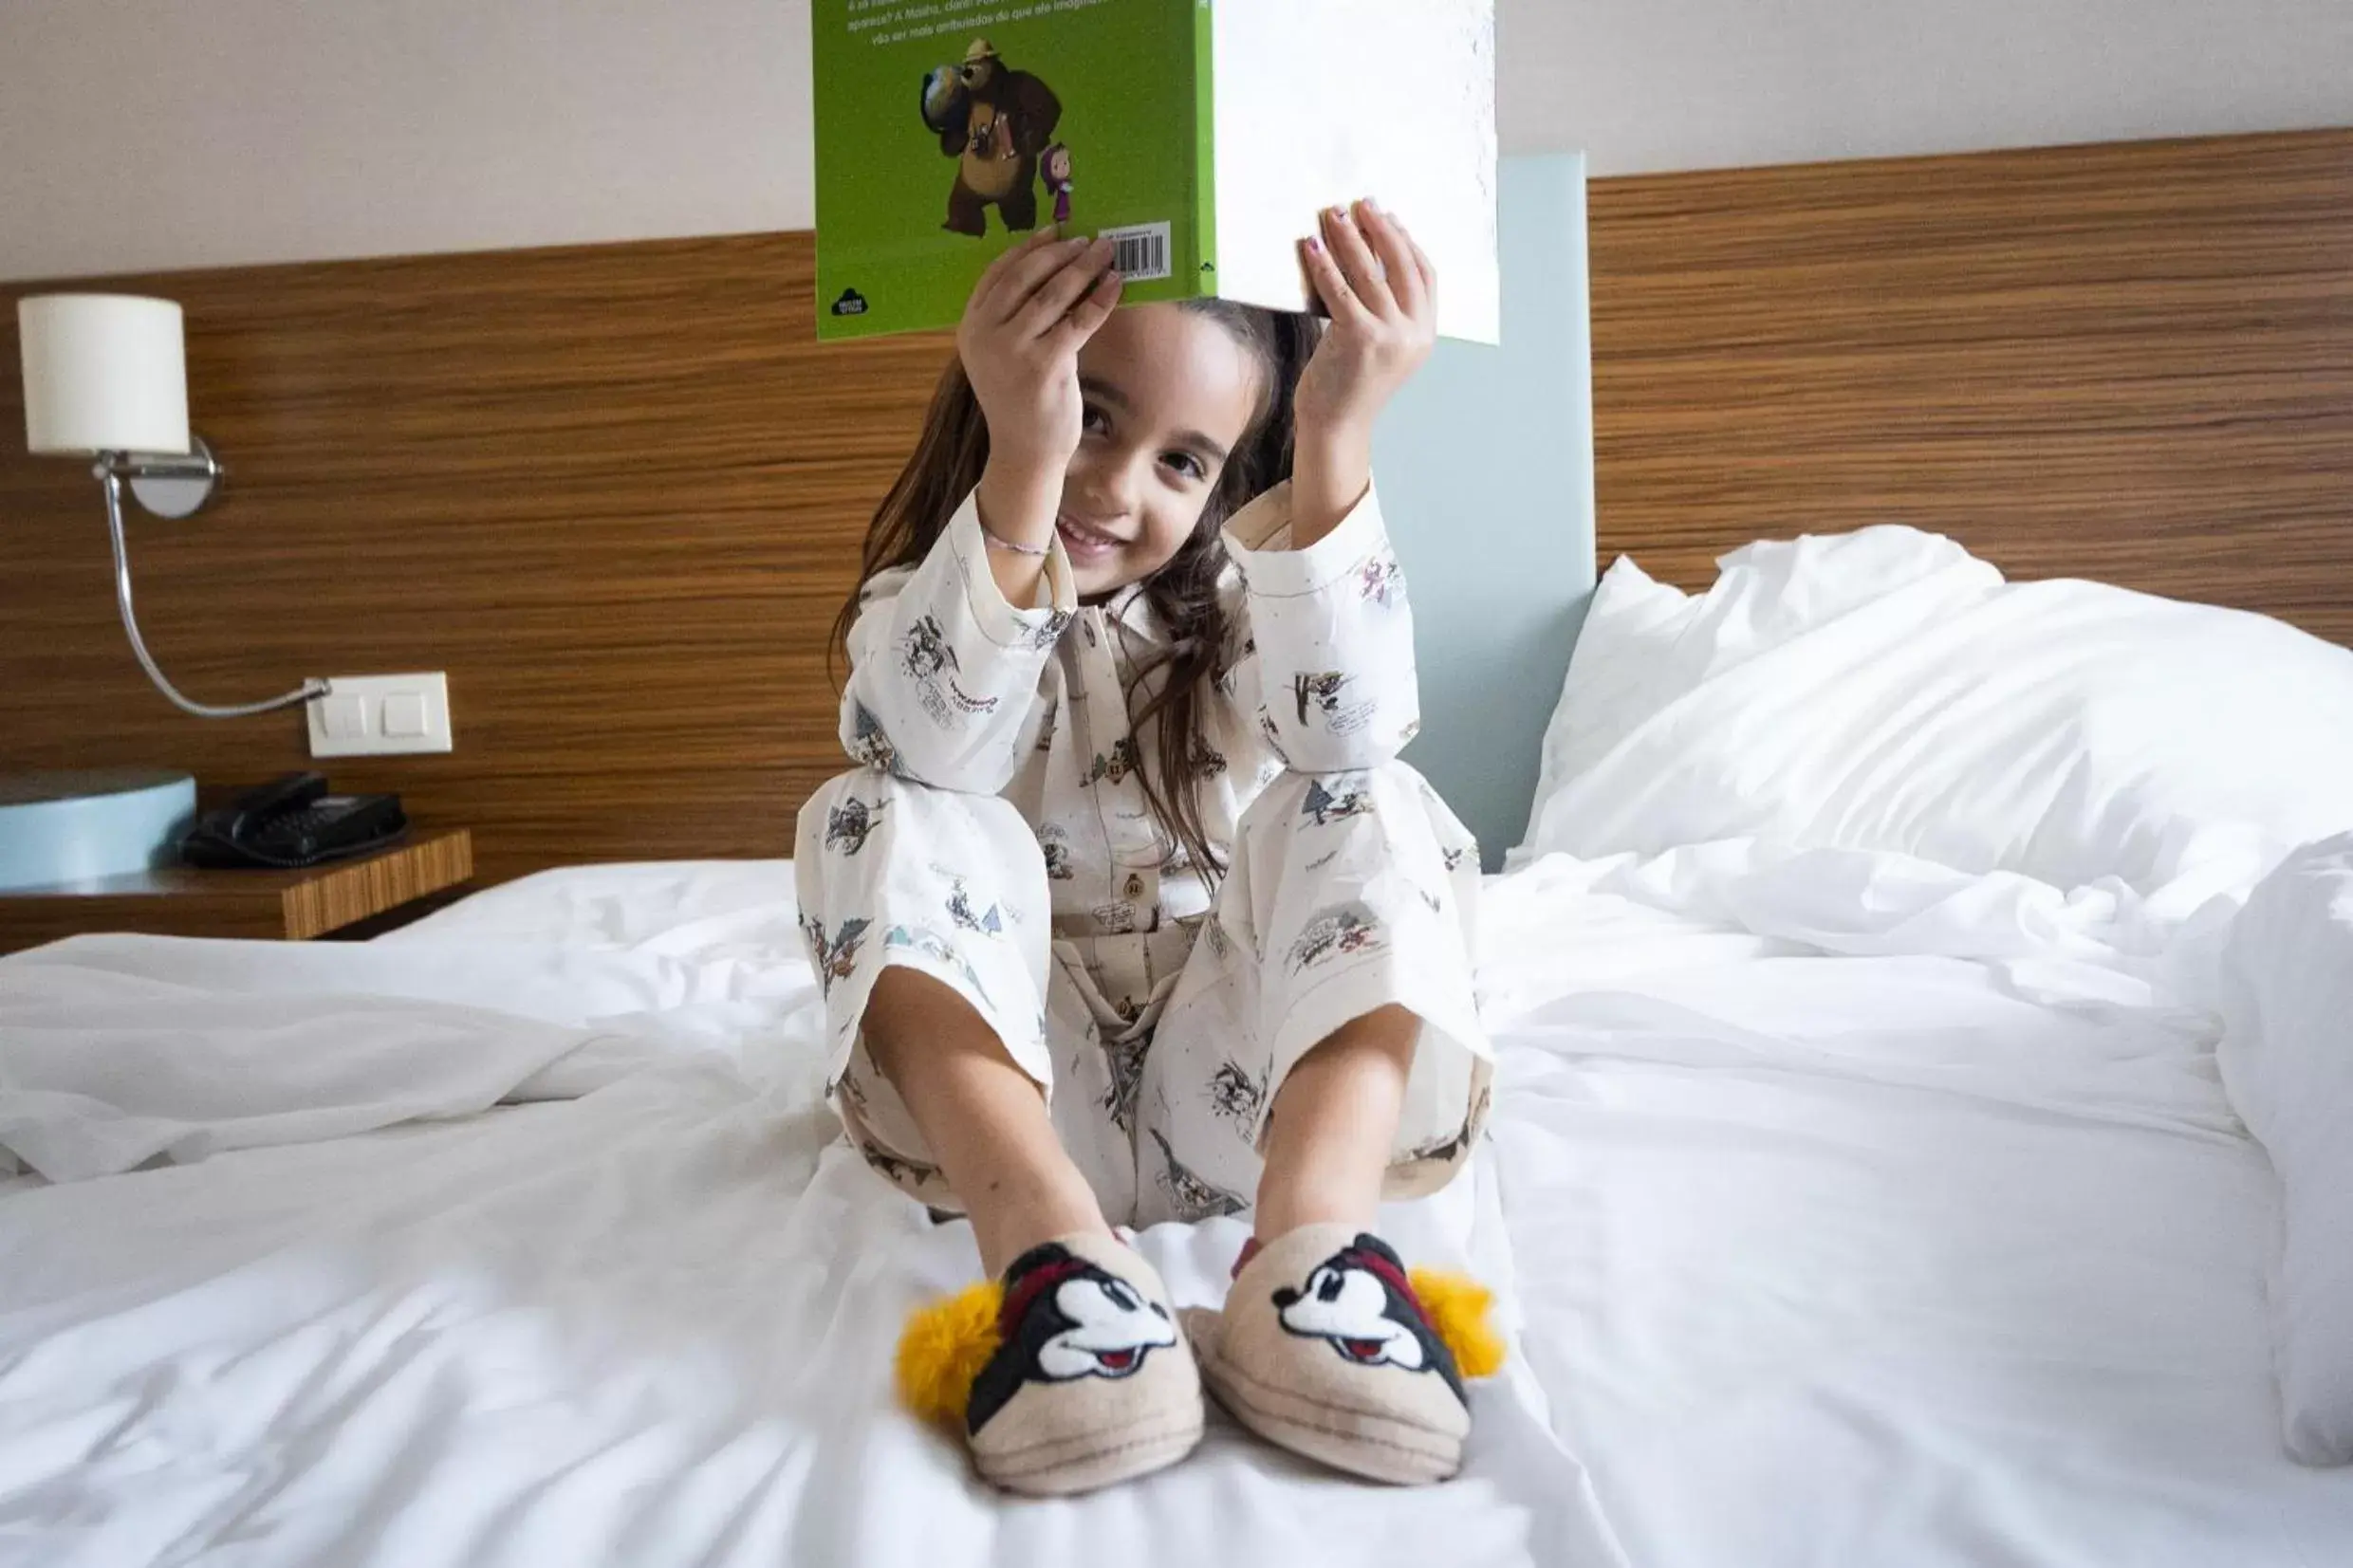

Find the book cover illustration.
[
  {"left": 812, "top": 1, "right": 1496, "bottom": 344},
  {"left": 925, "top": 38, "right": 1064, "bottom": 237}
]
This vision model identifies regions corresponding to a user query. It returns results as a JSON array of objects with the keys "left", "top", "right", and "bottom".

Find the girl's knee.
[
  {"left": 1236, "top": 760, "right": 1471, "bottom": 861},
  {"left": 863, "top": 965, "right": 993, "bottom": 1083},
  {"left": 800, "top": 768, "right": 1049, "bottom": 879},
  {"left": 797, "top": 768, "right": 899, "bottom": 860}
]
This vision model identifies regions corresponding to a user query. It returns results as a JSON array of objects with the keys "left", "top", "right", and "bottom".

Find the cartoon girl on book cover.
[{"left": 1043, "top": 142, "right": 1074, "bottom": 227}]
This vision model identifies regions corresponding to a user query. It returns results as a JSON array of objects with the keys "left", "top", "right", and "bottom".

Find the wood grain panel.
[
  {"left": 281, "top": 829, "right": 474, "bottom": 940},
  {"left": 1586, "top": 129, "right": 2353, "bottom": 645},
  {"left": 6, "top": 131, "right": 2348, "bottom": 895},
  {"left": 1, "top": 235, "right": 949, "bottom": 885},
  {"left": 0, "top": 829, "right": 473, "bottom": 949}
]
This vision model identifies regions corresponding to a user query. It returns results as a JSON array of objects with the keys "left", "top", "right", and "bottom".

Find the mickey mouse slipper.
[
  {"left": 1185, "top": 1226, "right": 1504, "bottom": 1485},
  {"left": 897, "top": 1232, "right": 1204, "bottom": 1495}
]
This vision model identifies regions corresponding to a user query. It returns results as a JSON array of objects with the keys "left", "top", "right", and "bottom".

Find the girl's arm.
[
  {"left": 962, "top": 227, "right": 1122, "bottom": 605},
  {"left": 1217, "top": 480, "right": 1419, "bottom": 775},
  {"left": 839, "top": 229, "right": 1124, "bottom": 793},
  {"left": 1211, "top": 199, "right": 1435, "bottom": 773},
  {"left": 1288, "top": 200, "right": 1437, "bottom": 549},
  {"left": 839, "top": 504, "right": 1074, "bottom": 793}
]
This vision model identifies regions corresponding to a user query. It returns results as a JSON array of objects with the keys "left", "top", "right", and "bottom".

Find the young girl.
[{"left": 797, "top": 200, "right": 1496, "bottom": 1495}]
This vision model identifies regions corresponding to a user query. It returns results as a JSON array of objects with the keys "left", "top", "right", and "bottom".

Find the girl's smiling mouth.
[{"left": 1057, "top": 512, "right": 1127, "bottom": 562}]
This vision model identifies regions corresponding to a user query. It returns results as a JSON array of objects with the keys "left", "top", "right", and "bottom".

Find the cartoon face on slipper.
[
  {"left": 1037, "top": 1273, "right": 1177, "bottom": 1380},
  {"left": 1269, "top": 1234, "right": 1461, "bottom": 1395},
  {"left": 965, "top": 1243, "right": 1180, "bottom": 1433},
  {"left": 1274, "top": 1263, "right": 1427, "bottom": 1371}
]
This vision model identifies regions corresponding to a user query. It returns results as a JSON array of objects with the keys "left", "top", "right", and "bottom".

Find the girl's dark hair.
[{"left": 833, "top": 300, "right": 1321, "bottom": 883}]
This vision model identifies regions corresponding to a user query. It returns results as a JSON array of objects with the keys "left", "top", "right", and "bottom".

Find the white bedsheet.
[
  {"left": 0, "top": 879, "right": 1617, "bottom": 1568},
  {"left": 1479, "top": 851, "right": 2351, "bottom": 1566},
  {"left": 4, "top": 852, "right": 2348, "bottom": 1566}
]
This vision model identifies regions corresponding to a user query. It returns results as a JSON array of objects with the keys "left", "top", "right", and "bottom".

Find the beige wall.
[
  {"left": 1501, "top": 0, "right": 2353, "bottom": 175},
  {"left": 3, "top": 0, "right": 2348, "bottom": 281},
  {"left": 2, "top": 0, "right": 813, "bottom": 281}
]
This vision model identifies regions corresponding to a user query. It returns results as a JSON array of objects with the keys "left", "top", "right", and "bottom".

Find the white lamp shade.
[{"left": 17, "top": 294, "right": 192, "bottom": 456}]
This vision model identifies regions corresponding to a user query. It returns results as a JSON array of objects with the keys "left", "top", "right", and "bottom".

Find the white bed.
[
  {"left": 9, "top": 526, "right": 2353, "bottom": 1566},
  {"left": 0, "top": 861, "right": 1617, "bottom": 1568},
  {"left": 5, "top": 838, "right": 2347, "bottom": 1568}
]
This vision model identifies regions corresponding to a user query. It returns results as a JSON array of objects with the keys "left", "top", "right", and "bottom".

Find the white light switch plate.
[{"left": 306, "top": 673, "right": 454, "bottom": 758}]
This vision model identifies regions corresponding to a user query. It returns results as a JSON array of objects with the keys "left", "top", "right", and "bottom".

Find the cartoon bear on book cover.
[{"left": 920, "top": 39, "right": 1064, "bottom": 236}]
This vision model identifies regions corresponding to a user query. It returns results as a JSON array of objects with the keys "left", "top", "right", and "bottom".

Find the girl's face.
[{"left": 1058, "top": 304, "right": 1263, "bottom": 600}]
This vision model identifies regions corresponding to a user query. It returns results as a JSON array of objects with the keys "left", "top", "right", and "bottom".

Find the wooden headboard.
[
  {"left": 6, "top": 129, "right": 2350, "bottom": 888},
  {"left": 2, "top": 235, "right": 947, "bottom": 884},
  {"left": 1586, "top": 128, "right": 2353, "bottom": 645}
]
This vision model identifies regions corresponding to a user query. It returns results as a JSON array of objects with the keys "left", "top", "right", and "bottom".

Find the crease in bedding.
[
  {"left": 4, "top": 844, "right": 2348, "bottom": 1566},
  {"left": 0, "top": 900, "right": 1625, "bottom": 1568}
]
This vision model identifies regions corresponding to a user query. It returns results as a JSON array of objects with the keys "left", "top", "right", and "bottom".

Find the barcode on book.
[{"left": 1100, "top": 223, "right": 1172, "bottom": 282}]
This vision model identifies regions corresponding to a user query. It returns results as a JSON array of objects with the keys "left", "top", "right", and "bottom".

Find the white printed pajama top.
[{"left": 795, "top": 479, "right": 1491, "bottom": 1226}]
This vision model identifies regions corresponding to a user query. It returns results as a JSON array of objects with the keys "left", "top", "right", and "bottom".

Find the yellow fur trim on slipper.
[
  {"left": 1408, "top": 1269, "right": 1505, "bottom": 1379},
  {"left": 896, "top": 1281, "right": 1004, "bottom": 1425}
]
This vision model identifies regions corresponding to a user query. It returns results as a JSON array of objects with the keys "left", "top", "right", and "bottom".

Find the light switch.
[
  {"left": 380, "top": 692, "right": 428, "bottom": 738},
  {"left": 320, "top": 694, "right": 368, "bottom": 740},
  {"left": 306, "top": 673, "right": 454, "bottom": 758}
]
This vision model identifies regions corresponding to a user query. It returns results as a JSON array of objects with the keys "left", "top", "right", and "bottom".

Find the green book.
[{"left": 812, "top": 1, "right": 1497, "bottom": 344}]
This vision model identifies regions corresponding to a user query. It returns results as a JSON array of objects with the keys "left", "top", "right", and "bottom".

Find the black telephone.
[{"left": 180, "top": 772, "right": 408, "bottom": 870}]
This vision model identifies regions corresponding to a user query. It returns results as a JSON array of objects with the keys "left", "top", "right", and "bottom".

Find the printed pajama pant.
[{"left": 793, "top": 762, "right": 1492, "bottom": 1227}]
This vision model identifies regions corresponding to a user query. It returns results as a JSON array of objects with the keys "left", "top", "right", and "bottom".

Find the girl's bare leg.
[
  {"left": 1251, "top": 1003, "right": 1417, "bottom": 1241},
  {"left": 863, "top": 968, "right": 1108, "bottom": 1275}
]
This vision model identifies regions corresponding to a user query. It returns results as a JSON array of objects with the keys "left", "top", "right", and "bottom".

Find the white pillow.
[
  {"left": 1514, "top": 526, "right": 2353, "bottom": 895},
  {"left": 2219, "top": 833, "right": 2353, "bottom": 1465}
]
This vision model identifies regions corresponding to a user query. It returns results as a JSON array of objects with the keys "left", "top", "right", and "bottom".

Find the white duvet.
[
  {"left": 0, "top": 870, "right": 1610, "bottom": 1568},
  {"left": 4, "top": 851, "right": 2349, "bottom": 1566}
]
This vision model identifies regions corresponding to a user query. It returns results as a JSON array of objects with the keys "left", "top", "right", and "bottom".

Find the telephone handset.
[{"left": 180, "top": 771, "right": 407, "bottom": 869}]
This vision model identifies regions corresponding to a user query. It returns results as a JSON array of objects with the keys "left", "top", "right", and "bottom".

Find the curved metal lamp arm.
[{"left": 97, "top": 460, "right": 328, "bottom": 719}]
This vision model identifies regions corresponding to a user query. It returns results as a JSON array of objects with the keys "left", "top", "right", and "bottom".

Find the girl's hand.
[
  {"left": 958, "top": 227, "right": 1122, "bottom": 477},
  {"left": 1289, "top": 199, "right": 1436, "bottom": 544}
]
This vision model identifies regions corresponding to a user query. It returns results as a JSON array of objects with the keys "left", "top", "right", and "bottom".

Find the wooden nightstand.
[{"left": 0, "top": 829, "right": 474, "bottom": 955}]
